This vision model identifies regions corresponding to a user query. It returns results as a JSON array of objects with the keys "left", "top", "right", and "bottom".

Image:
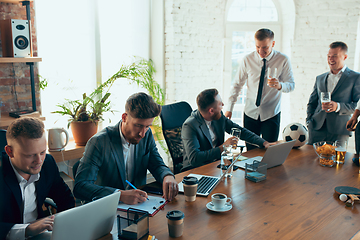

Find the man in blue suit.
[
  {"left": 306, "top": 41, "right": 360, "bottom": 144},
  {"left": 74, "top": 92, "right": 178, "bottom": 205},
  {"left": 0, "top": 117, "right": 75, "bottom": 240}
]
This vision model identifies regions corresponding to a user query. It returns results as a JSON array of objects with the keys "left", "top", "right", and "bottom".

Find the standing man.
[
  {"left": 225, "top": 28, "right": 295, "bottom": 150},
  {"left": 182, "top": 88, "right": 273, "bottom": 171},
  {"left": 74, "top": 92, "right": 178, "bottom": 205},
  {"left": 0, "top": 117, "right": 75, "bottom": 240},
  {"left": 307, "top": 41, "right": 360, "bottom": 144}
]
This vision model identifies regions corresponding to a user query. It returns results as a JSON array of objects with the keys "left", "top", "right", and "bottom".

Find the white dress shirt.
[
  {"left": 204, "top": 120, "right": 217, "bottom": 147},
  {"left": 227, "top": 50, "right": 295, "bottom": 121},
  {"left": 7, "top": 160, "right": 40, "bottom": 240},
  {"left": 328, "top": 65, "right": 347, "bottom": 112},
  {"left": 119, "top": 123, "right": 135, "bottom": 185}
]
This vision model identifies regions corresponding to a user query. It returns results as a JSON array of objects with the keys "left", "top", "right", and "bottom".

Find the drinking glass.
[
  {"left": 220, "top": 144, "right": 233, "bottom": 178},
  {"left": 231, "top": 128, "right": 241, "bottom": 149},
  {"left": 267, "top": 67, "right": 277, "bottom": 86},
  {"left": 335, "top": 140, "right": 347, "bottom": 164},
  {"left": 320, "top": 92, "right": 331, "bottom": 104}
]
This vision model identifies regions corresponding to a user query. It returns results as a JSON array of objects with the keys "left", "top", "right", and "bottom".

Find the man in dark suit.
[
  {"left": 181, "top": 88, "right": 273, "bottom": 170},
  {"left": 306, "top": 41, "right": 360, "bottom": 144},
  {"left": 0, "top": 117, "right": 75, "bottom": 240},
  {"left": 74, "top": 92, "right": 178, "bottom": 205}
]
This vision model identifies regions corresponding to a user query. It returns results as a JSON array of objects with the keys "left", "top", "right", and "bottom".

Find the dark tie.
[{"left": 255, "top": 58, "right": 266, "bottom": 107}]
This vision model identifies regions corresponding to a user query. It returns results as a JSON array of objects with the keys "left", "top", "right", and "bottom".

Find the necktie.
[{"left": 255, "top": 58, "right": 266, "bottom": 107}]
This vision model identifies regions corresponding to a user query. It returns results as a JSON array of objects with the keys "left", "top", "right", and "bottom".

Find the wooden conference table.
[{"left": 102, "top": 145, "right": 360, "bottom": 240}]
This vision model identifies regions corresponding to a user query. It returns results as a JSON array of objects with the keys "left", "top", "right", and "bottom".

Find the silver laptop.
[
  {"left": 47, "top": 191, "right": 120, "bottom": 240},
  {"left": 234, "top": 140, "right": 296, "bottom": 170},
  {"left": 178, "top": 155, "right": 240, "bottom": 197}
]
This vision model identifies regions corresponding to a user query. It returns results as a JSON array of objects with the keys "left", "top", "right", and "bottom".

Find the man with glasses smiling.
[
  {"left": 225, "top": 28, "right": 295, "bottom": 151},
  {"left": 74, "top": 92, "right": 178, "bottom": 205}
]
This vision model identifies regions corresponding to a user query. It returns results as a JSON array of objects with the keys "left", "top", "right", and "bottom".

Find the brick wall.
[
  {"left": 0, "top": 2, "right": 40, "bottom": 113},
  {"left": 164, "top": 0, "right": 226, "bottom": 109}
]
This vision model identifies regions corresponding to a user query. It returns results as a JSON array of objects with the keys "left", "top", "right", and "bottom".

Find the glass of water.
[
  {"left": 321, "top": 92, "right": 331, "bottom": 103},
  {"left": 220, "top": 144, "right": 233, "bottom": 178}
]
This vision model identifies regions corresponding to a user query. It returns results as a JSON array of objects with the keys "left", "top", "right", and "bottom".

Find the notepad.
[{"left": 117, "top": 195, "right": 167, "bottom": 217}]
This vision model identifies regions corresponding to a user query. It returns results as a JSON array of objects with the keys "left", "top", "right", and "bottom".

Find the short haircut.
[
  {"left": 255, "top": 28, "right": 274, "bottom": 41},
  {"left": 6, "top": 117, "right": 44, "bottom": 142},
  {"left": 125, "top": 92, "right": 161, "bottom": 119},
  {"left": 330, "top": 41, "right": 348, "bottom": 53},
  {"left": 197, "top": 88, "right": 219, "bottom": 112}
]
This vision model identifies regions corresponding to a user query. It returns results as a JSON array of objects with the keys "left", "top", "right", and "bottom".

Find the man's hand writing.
[{"left": 119, "top": 189, "right": 148, "bottom": 205}]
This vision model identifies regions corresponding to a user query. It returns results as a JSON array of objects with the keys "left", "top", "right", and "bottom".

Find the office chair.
[
  {"left": 160, "top": 101, "right": 192, "bottom": 174},
  {"left": 0, "top": 129, "right": 7, "bottom": 153}
]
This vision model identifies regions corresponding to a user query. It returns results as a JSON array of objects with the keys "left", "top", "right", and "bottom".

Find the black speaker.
[{"left": 0, "top": 19, "right": 31, "bottom": 57}]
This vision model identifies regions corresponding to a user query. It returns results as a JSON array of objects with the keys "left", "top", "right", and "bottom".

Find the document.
[{"left": 117, "top": 195, "right": 168, "bottom": 217}]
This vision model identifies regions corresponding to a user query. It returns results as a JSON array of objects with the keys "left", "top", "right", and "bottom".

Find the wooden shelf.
[
  {"left": 0, "top": 57, "right": 42, "bottom": 63},
  {"left": 48, "top": 139, "right": 85, "bottom": 163},
  {"left": 0, "top": 0, "right": 33, "bottom": 3},
  {"left": 0, "top": 111, "right": 45, "bottom": 128}
]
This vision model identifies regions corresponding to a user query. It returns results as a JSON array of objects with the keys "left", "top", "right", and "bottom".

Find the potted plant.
[{"left": 52, "top": 58, "right": 167, "bottom": 148}]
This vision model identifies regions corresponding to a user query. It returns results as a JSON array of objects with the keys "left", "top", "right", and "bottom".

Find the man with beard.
[
  {"left": 181, "top": 88, "right": 272, "bottom": 171},
  {"left": 74, "top": 92, "right": 178, "bottom": 205}
]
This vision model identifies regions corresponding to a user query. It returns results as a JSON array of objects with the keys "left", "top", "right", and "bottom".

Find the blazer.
[
  {"left": 0, "top": 153, "right": 75, "bottom": 239},
  {"left": 306, "top": 67, "right": 360, "bottom": 135},
  {"left": 74, "top": 121, "right": 174, "bottom": 202},
  {"left": 181, "top": 110, "right": 266, "bottom": 170}
]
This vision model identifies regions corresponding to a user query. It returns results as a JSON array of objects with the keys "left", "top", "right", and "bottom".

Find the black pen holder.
[
  {"left": 117, "top": 208, "right": 149, "bottom": 240},
  {"left": 245, "top": 160, "right": 267, "bottom": 183}
]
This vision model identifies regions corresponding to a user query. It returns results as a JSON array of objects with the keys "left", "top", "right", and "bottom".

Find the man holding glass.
[
  {"left": 225, "top": 28, "right": 295, "bottom": 151},
  {"left": 306, "top": 41, "right": 360, "bottom": 144},
  {"left": 181, "top": 88, "right": 272, "bottom": 171}
]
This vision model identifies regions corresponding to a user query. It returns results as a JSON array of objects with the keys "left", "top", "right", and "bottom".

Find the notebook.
[
  {"left": 49, "top": 191, "right": 120, "bottom": 240},
  {"left": 178, "top": 155, "right": 240, "bottom": 197},
  {"left": 234, "top": 140, "right": 296, "bottom": 170},
  {"left": 117, "top": 195, "right": 167, "bottom": 217}
]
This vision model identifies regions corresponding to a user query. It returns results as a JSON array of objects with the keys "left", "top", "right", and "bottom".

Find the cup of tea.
[
  {"left": 335, "top": 140, "right": 347, "bottom": 164},
  {"left": 48, "top": 128, "right": 69, "bottom": 151},
  {"left": 211, "top": 193, "right": 232, "bottom": 210},
  {"left": 166, "top": 210, "right": 185, "bottom": 238},
  {"left": 182, "top": 176, "right": 199, "bottom": 202}
]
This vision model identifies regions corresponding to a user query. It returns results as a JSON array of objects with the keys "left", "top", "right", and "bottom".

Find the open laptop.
[
  {"left": 178, "top": 155, "right": 239, "bottom": 197},
  {"left": 234, "top": 140, "right": 296, "bottom": 170},
  {"left": 33, "top": 191, "right": 120, "bottom": 240}
]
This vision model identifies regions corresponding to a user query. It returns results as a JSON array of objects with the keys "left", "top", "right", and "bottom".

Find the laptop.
[
  {"left": 178, "top": 155, "right": 239, "bottom": 197},
  {"left": 37, "top": 191, "right": 120, "bottom": 240},
  {"left": 234, "top": 140, "right": 296, "bottom": 170}
]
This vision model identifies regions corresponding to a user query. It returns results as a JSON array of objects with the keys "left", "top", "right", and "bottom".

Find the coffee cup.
[
  {"left": 211, "top": 193, "right": 232, "bottom": 209},
  {"left": 48, "top": 128, "right": 69, "bottom": 151},
  {"left": 166, "top": 210, "right": 184, "bottom": 238},
  {"left": 182, "top": 176, "right": 199, "bottom": 202}
]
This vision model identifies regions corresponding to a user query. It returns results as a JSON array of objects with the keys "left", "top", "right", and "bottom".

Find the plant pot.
[{"left": 70, "top": 121, "right": 98, "bottom": 146}]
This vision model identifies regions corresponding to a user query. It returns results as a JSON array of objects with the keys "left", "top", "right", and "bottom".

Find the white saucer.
[{"left": 206, "top": 202, "right": 232, "bottom": 212}]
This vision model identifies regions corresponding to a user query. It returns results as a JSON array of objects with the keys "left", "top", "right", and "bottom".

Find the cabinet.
[{"left": 0, "top": 0, "right": 44, "bottom": 127}]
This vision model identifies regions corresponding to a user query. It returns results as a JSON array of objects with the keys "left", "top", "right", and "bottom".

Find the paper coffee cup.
[
  {"left": 182, "top": 176, "right": 199, "bottom": 202},
  {"left": 166, "top": 210, "right": 185, "bottom": 238}
]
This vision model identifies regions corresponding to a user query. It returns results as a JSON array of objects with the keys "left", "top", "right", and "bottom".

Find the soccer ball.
[{"left": 282, "top": 123, "right": 308, "bottom": 148}]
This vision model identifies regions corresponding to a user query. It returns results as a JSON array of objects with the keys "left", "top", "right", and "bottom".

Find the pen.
[{"left": 126, "top": 180, "right": 149, "bottom": 200}]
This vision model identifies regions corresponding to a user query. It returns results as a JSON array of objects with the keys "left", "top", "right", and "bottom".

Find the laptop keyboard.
[{"left": 197, "top": 176, "right": 218, "bottom": 194}]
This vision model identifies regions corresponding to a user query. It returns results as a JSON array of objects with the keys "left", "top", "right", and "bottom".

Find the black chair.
[
  {"left": 0, "top": 129, "right": 7, "bottom": 153},
  {"left": 160, "top": 101, "right": 192, "bottom": 174}
]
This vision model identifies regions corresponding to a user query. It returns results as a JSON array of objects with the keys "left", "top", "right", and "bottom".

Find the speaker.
[{"left": 0, "top": 19, "right": 31, "bottom": 57}]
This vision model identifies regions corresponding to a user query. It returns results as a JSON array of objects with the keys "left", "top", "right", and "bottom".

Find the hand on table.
[
  {"left": 25, "top": 215, "right": 55, "bottom": 238},
  {"left": 321, "top": 101, "right": 337, "bottom": 112},
  {"left": 120, "top": 189, "right": 148, "bottom": 205},
  {"left": 162, "top": 175, "right": 179, "bottom": 201}
]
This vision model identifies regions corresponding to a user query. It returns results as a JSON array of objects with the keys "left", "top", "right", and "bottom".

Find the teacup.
[{"left": 211, "top": 193, "right": 232, "bottom": 209}]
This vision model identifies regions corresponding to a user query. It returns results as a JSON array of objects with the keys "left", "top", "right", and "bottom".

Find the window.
[{"left": 227, "top": 0, "right": 278, "bottom": 22}]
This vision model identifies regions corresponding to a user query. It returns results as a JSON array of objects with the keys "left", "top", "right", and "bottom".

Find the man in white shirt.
[
  {"left": 225, "top": 28, "right": 295, "bottom": 150},
  {"left": 0, "top": 117, "right": 75, "bottom": 240},
  {"left": 307, "top": 41, "right": 360, "bottom": 144}
]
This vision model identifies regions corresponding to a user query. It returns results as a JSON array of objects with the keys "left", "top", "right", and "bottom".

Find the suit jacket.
[
  {"left": 306, "top": 67, "right": 360, "bottom": 135},
  {"left": 0, "top": 153, "right": 75, "bottom": 239},
  {"left": 181, "top": 110, "right": 266, "bottom": 170},
  {"left": 74, "top": 121, "right": 174, "bottom": 202}
]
